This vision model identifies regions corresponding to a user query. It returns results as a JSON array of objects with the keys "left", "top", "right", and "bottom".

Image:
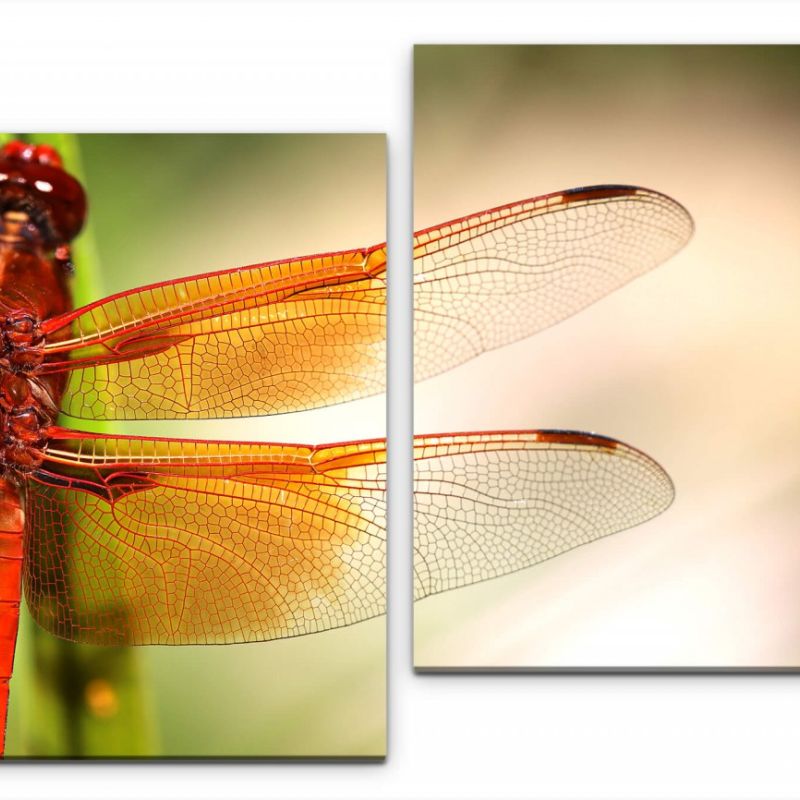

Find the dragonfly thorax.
[
  {"left": 0, "top": 309, "right": 45, "bottom": 372},
  {"left": 0, "top": 355, "right": 57, "bottom": 474},
  {"left": 0, "top": 405, "right": 49, "bottom": 473},
  {"left": 1, "top": 309, "right": 45, "bottom": 372}
]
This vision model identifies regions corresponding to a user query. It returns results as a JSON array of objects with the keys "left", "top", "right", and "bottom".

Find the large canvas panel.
[
  {"left": 2, "top": 133, "right": 386, "bottom": 757},
  {"left": 413, "top": 45, "right": 800, "bottom": 670}
]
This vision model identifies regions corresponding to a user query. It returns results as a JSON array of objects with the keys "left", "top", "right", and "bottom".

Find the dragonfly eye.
[
  {"left": 0, "top": 140, "right": 36, "bottom": 162},
  {"left": 0, "top": 141, "right": 64, "bottom": 168},
  {"left": 0, "top": 141, "right": 86, "bottom": 246},
  {"left": 31, "top": 144, "right": 63, "bottom": 169}
]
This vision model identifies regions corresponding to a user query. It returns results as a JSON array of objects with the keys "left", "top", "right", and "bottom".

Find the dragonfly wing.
[
  {"left": 41, "top": 246, "right": 386, "bottom": 420},
  {"left": 414, "top": 186, "right": 693, "bottom": 381},
  {"left": 24, "top": 429, "right": 386, "bottom": 645},
  {"left": 412, "top": 430, "right": 674, "bottom": 600}
]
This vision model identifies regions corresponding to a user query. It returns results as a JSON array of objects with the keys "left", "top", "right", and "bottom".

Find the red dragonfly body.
[
  {"left": 1, "top": 143, "right": 83, "bottom": 752},
  {"left": 0, "top": 138, "right": 692, "bottom": 757}
]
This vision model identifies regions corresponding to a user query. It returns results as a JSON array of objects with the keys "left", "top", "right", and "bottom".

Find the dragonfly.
[{"left": 0, "top": 138, "right": 692, "bottom": 756}]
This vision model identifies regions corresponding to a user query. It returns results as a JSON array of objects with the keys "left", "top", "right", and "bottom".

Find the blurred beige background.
[
  {"left": 413, "top": 46, "right": 800, "bottom": 668},
  {"left": 7, "top": 134, "right": 386, "bottom": 755}
]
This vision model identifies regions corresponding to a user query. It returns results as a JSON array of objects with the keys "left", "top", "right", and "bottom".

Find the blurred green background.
[{"left": 4, "top": 133, "right": 386, "bottom": 757}]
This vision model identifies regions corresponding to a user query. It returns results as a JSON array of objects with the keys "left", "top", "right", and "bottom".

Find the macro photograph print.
[
  {"left": 0, "top": 133, "right": 387, "bottom": 758},
  {"left": 413, "top": 45, "right": 800, "bottom": 670}
]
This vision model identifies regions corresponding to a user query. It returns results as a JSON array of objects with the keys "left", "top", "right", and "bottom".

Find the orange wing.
[
  {"left": 413, "top": 430, "right": 674, "bottom": 600},
  {"left": 25, "top": 429, "right": 386, "bottom": 645},
  {"left": 24, "top": 428, "right": 672, "bottom": 644},
  {"left": 41, "top": 246, "right": 386, "bottom": 420},
  {"left": 413, "top": 185, "right": 693, "bottom": 381},
  {"left": 40, "top": 185, "right": 689, "bottom": 421}
]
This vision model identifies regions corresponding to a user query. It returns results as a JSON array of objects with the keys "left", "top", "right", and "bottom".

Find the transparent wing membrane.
[
  {"left": 413, "top": 430, "right": 674, "bottom": 600},
  {"left": 414, "top": 186, "right": 692, "bottom": 381}
]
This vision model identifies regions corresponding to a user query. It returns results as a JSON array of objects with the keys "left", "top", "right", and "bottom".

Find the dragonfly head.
[{"left": 0, "top": 140, "right": 87, "bottom": 249}]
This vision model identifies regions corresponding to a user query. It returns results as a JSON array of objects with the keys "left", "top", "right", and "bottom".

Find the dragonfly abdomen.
[{"left": 0, "top": 477, "right": 24, "bottom": 756}]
